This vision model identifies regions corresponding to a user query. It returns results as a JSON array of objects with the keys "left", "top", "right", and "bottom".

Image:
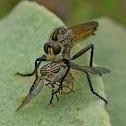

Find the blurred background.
[{"left": 0, "top": 0, "right": 126, "bottom": 27}]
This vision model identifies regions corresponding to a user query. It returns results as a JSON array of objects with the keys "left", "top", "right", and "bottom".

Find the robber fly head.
[{"left": 44, "top": 27, "right": 67, "bottom": 56}]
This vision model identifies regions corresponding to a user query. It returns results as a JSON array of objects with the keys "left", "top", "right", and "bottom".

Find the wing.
[
  {"left": 70, "top": 62, "right": 111, "bottom": 75},
  {"left": 81, "top": 66, "right": 111, "bottom": 74},
  {"left": 16, "top": 76, "right": 44, "bottom": 111},
  {"left": 64, "top": 21, "right": 98, "bottom": 45}
]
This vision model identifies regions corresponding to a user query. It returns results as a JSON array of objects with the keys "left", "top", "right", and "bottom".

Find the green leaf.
[
  {"left": 0, "top": 1, "right": 111, "bottom": 126},
  {"left": 92, "top": 17, "right": 126, "bottom": 126}
]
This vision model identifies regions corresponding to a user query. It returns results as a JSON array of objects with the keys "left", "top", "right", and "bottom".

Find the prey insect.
[
  {"left": 16, "top": 62, "right": 74, "bottom": 111},
  {"left": 16, "top": 21, "right": 111, "bottom": 111}
]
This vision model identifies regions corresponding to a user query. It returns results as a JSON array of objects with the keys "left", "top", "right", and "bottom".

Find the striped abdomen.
[{"left": 40, "top": 63, "right": 60, "bottom": 76}]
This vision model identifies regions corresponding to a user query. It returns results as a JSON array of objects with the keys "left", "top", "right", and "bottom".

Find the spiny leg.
[
  {"left": 49, "top": 91, "right": 55, "bottom": 106},
  {"left": 52, "top": 59, "right": 71, "bottom": 93},
  {"left": 62, "top": 72, "right": 75, "bottom": 94},
  {"left": 49, "top": 85, "right": 59, "bottom": 106},
  {"left": 45, "top": 83, "right": 59, "bottom": 92},
  {"left": 17, "top": 56, "right": 47, "bottom": 93},
  {"left": 85, "top": 72, "right": 107, "bottom": 105},
  {"left": 55, "top": 92, "right": 59, "bottom": 101},
  {"left": 57, "top": 59, "right": 71, "bottom": 92},
  {"left": 16, "top": 61, "right": 42, "bottom": 77},
  {"left": 29, "top": 56, "right": 47, "bottom": 90},
  {"left": 71, "top": 44, "right": 94, "bottom": 67},
  {"left": 34, "top": 56, "right": 47, "bottom": 78}
]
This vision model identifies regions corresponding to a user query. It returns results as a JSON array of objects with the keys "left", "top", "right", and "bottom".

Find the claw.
[{"left": 48, "top": 102, "right": 55, "bottom": 106}]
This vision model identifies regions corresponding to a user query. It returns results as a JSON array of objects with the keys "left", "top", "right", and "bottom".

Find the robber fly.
[{"left": 16, "top": 21, "right": 111, "bottom": 111}]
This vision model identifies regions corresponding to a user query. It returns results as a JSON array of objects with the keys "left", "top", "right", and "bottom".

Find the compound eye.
[
  {"left": 44, "top": 43, "right": 48, "bottom": 54},
  {"left": 52, "top": 43, "right": 61, "bottom": 55}
]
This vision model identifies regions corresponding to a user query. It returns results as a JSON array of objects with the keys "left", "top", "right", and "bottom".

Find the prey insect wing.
[{"left": 16, "top": 76, "right": 44, "bottom": 111}]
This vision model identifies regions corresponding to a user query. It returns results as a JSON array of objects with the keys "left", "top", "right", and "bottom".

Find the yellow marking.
[{"left": 51, "top": 48, "right": 54, "bottom": 55}]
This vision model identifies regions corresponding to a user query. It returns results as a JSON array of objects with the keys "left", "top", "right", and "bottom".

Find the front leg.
[
  {"left": 56, "top": 59, "right": 71, "bottom": 92},
  {"left": 71, "top": 44, "right": 94, "bottom": 67},
  {"left": 16, "top": 61, "right": 42, "bottom": 77},
  {"left": 16, "top": 56, "right": 47, "bottom": 77},
  {"left": 28, "top": 56, "right": 47, "bottom": 92},
  {"left": 34, "top": 56, "right": 47, "bottom": 78}
]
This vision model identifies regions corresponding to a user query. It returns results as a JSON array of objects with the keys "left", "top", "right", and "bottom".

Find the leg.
[
  {"left": 71, "top": 44, "right": 94, "bottom": 66},
  {"left": 16, "top": 56, "right": 47, "bottom": 77},
  {"left": 85, "top": 72, "right": 107, "bottom": 105},
  {"left": 63, "top": 83, "right": 75, "bottom": 94},
  {"left": 49, "top": 91, "right": 55, "bottom": 106},
  {"left": 53, "top": 59, "right": 71, "bottom": 93},
  {"left": 57, "top": 59, "right": 71, "bottom": 92},
  {"left": 16, "top": 61, "right": 41, "bottom": 77},
  {"left": 49, "top": 85, "right": 59, "bottom": 106},
  {"left": 29, "top": 56, "right": 47, "bottom": 93},
  {"left": 35, "top": 56, "right": 47, "bottom": 78},
  {"left": 45, "top": 83, "right": 59, "bottom": 92},
  {"left": 18, "top": 56, "right": 46, "bottom": 92}
]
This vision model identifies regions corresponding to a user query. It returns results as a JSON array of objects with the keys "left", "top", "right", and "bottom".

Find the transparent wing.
[
  {"left": 16, "top": 76, "right": 44, "bottom": 111},
  {"left": 81, "top": 66, "right": 111, "bottom": 74},
  {"left": 70, "top": 62, "right": 111, "bottom": 75}
]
